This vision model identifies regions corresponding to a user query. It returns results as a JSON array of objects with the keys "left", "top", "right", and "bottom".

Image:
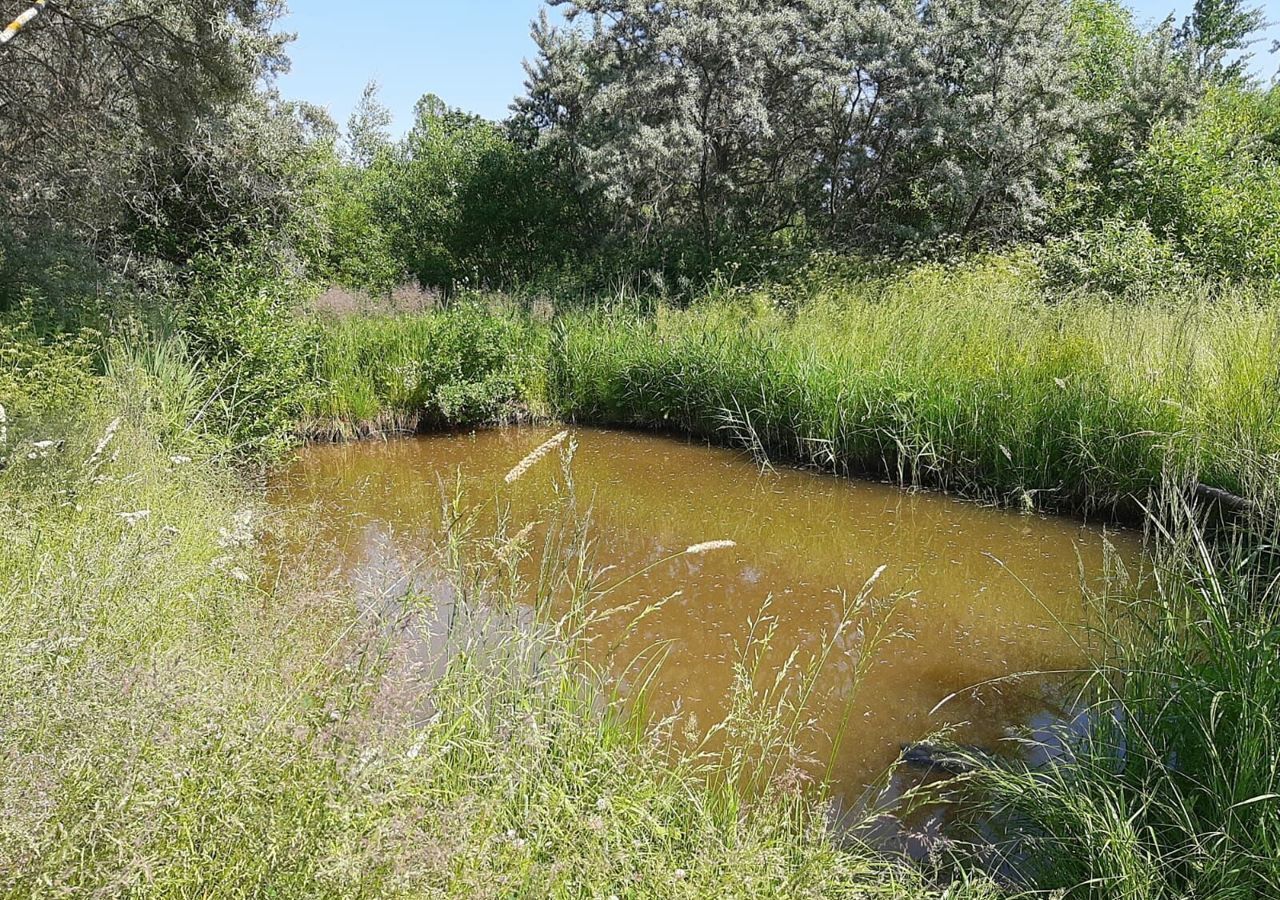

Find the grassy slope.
[{"left": 0, "top": 341, "right": 953, "bottom": 898}]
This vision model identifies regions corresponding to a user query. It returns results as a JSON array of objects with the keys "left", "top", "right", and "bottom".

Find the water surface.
[{"left": 269, "top": 427, "right": 1137, "bottom": 797}]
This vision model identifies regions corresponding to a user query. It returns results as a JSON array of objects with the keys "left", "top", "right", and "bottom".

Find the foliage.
[
  {"left": 1176, "top": 0, "right": 1271, "bottom": 82},
  {"left": 1039, "top": 217, "right": 1194, "bottom": 297},
  {"left": 519, "top": 0, "right": 1083, "bottom": 259},
  {"left": 177, "top": 248, "right": 313, "bottom": 455},
  {"left": 1132, "top": 84, "right": 1280, "bottom": 281},
  {"left": 373, "top": 93, "right": 587, "bottom": 292},
  {"left": 303, "top": 300, "right": 548, "bottom": 439},
  {"left": 302, "top": 155, "right": 403, "bottom": 293},
  {"left": 0, "top": 0, "right": 290, "bottom": 269}
]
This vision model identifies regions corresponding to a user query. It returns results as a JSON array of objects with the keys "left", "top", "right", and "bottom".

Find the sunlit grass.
[
  {"left": 549, "top": 260, "right": 1280, "bottom": 517},
  {"left": 0, "top": 342, "right": 961, "bottom": 897}
]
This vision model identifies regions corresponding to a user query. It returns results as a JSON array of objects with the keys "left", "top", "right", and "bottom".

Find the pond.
[{"left": 269, "top": 427, "right": 1139, "bottom": 803}]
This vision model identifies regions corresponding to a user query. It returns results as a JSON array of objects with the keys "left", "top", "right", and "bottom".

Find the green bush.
[
  {"left": 0, "top": 317, "right": 100, "bottom": 445},
  {"left": 303, "top": 300, "right": 548, "bottom": 438},
  {"left": 1134, "top": 85, "right": 1280, "bottom": 282},
  {"left": 178, "top": 249, "right": 313, "bottom": 455},
  {"left": 1040, "top": 218, "right": 1194, "bottom": 296}
]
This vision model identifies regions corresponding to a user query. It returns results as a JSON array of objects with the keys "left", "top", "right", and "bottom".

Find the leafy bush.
[
  {"left": 178, "top": 249, "right": 313, "bottom": 455},
  {"left": 0, "top": 317, "right": 100, "bottom": 443},
  {"left": 1133, "top": 85, "right": 1280, "bottom": 281},
  {"left": 1040, "top": 218, "right": 1194, "bottom": 296}
]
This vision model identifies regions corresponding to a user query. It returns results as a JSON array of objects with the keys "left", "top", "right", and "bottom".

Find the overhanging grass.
[{"left": 549, "top": 261, "right": 1280, "bottom": 517}]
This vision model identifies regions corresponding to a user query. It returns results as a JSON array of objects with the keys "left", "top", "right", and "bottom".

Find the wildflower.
[
  {"left": 170, "top": 455, "right": 193, "bottom": 466},
  {"left": 228, "top": 567, "right": 250, "bottom": 583},
  {"left": 218, "top": 509, "right": 255, "bottom": 549},
  {"left": 0, "top": 402, "right": 7, "bottom": 454},
  {"left": 87, "top": 418, "right": 121, "bottom": 467},
  {"left": 504, "top": 430, "right": 569, "bottom": 483},
  {"left": 685, "top": 540, "right": 736, "bottom": 555},
  {"left": 27, "top": 440, "right": 58, "bottom": 460},
  {"left": 595, "top": 796, "right": 611, "bottom": 811},
  {"left": 673, "top": 868, "right": 687, "bottom": 881},
  {"left": 587, "top": 814, "right": 605, "bottom": 833},
  {"left": 117, "top": 510, "right": 151, "bottom": 525}
]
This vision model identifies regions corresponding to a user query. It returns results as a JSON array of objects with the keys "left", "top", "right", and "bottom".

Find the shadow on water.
[{"left": 266, "top": 426, "right": 1143, "bottom": 858}]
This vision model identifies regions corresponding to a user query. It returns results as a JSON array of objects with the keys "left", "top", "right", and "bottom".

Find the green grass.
[
  {"left": 948, "top": 500, "right": 1280, "bottom": 898},
  {"left": 0, "top": 336, "right": 958, "bottom": 897},
  {"left": 549, "top": 259, "right": 1280, "bottom": 518},
  {"left": 301, "top": 300, "right": 548, "bottom": 440},
  {"left": 8, "top": 254, "right": 1279, "bottom": 896}
]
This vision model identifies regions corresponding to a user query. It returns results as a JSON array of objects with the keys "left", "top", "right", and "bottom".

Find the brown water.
[{"left": 268, "top": 427, "right": 1138, "bottom": 800}]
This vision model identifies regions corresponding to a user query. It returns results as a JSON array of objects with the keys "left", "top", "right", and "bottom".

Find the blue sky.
[{"left": 276, "top": 1, "right": 1278, "bottom": 136}]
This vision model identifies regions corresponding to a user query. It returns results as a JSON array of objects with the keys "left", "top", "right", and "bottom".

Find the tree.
[
  {"left": 1177, "top": 0, "right": 1269, "bottom": 82},
  {"left": 346, "top": 80, "right": 393, "bottom": 168},
  {"left": 520, "top": 0, "right": 1083, "bottom": 255},
  {"left": 0, "top": 0, "right": 290, "bottom": 267},
  {"left": 369, "top": 94, "right": 584, "bottom": 292}
]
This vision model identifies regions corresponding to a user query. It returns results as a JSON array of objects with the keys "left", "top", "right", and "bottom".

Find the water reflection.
[{"left": 268, "top": 427, "right": 1139, "bottom": 798}]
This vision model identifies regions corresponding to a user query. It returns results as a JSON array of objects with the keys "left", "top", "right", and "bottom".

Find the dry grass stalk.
[{"left": 505, "top": 431, "right": 570, "bottom": 484}]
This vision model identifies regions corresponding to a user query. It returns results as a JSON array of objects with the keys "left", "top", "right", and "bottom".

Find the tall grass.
[
  {"left": 301, "top": 300, "right": 547, "bottom": 440},
  {"left": 947, "top": 501, "right": 1280, "bottom": 898},
  {"left": 0, "top": 338, "right": 965, "bottom": 897},
  {"left": 549, "top": 260, "right": 1280, "bottom": 518}
]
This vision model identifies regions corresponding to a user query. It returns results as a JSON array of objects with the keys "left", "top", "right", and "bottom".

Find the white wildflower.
[
  {"left": 169, "top": 455, "right": 193, "bottom": 466},
  {"left": 685, "top": 540, "right": 736, "bottom": 555},
  {"left": 117, "top": 510, "right": 151, "bottom": 525},
  {"left": 27, "top": 440, "right": 58, "bottom": 460},
  {"left": 228, "top": 567, "right": 251, "bottom": 583},
  {"left": 87, "top": 418, "right": 121, "bottom": 467},
  {"left": 218, "top": 509, "right": 255, "bottom": 549}
]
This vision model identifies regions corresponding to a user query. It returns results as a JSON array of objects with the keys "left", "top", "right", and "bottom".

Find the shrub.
[
  {"left": 1039, "top": 218, "right": 1194, "bottom": 296},
  {"left": 1133, "top": 85, "right": 1280, "bottom": 282},
  {"left": 178, "top": 248, "right": 313, "bottom": 455}
]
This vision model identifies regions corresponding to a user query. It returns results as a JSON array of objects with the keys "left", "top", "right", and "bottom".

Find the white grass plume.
[
  {"left": 685, "top": 540, "right": 737, "bottom": 555},
  {"left": 505, "top": 431, "right": 569, "bottom": 484}
]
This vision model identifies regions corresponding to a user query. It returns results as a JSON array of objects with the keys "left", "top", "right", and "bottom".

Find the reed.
[{"left": 548, "top": 260, "right": 1280, "bottom": 519}]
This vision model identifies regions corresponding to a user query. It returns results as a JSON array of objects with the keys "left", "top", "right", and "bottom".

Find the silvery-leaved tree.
[
  {"left": 0, "top": 0, "right": 293, "bottom": 276},
  {"left": 869, "top": 0, "right": 1082, "bottom": 244},
  {"left": 520, "top": 0, "right": 1085, "bottom": 256},
  {"left": 518, "top": 0, "right": 836, "bottom": 263}
]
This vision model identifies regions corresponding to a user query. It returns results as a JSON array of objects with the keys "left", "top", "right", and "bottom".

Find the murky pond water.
[{"left": 269, "top": 427, "right": 1138, "bottom": 800}]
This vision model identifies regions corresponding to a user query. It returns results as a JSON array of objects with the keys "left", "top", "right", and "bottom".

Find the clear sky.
[{"left": 275, "top": 1, "right": 1279, "bottom": 136}]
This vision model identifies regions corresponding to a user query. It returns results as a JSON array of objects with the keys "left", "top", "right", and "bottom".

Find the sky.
[{"left": 276, "top": 1, "right": 1279, "bottom": 137}]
